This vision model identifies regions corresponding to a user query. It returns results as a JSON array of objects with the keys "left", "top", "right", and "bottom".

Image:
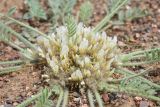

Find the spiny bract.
[{"left": 37, "top": 23, "right": 120, "bottom": 83}]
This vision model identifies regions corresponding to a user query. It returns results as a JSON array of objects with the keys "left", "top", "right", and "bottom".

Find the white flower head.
[
  {"left": 112, "top": 36, "right": 117, "bottom": 44},
  {"left": 36, "top": 23, "right": 119, "bottom": 82},
  {"left": 84, "top": 69, "right": 91, "bottom": 77},
  {"left": 50, "top": 33, "right": 56, "bottom": 39},
  {"left": 56, "top": 26, "right": 68, "bottom": 36},
  {"left": 71, "top": 69, "right": 83, "bottom": 81},
  {"left": 37, "top": 47, "right": 45, "bottom": 57},
  {"left": 60, "top": 44, "right": 69, "bottom": 58},
  {"left": 97, "top": 49, "right": 105, "bottom": 60},
  {"left": 77, "top": 23, "right": 84, "bottom": 34},
  {"left": 101, "top": 32, "right": 107, "bottom": 40},
  {"left": 79, "top": 38, "right": 89, "bottom": 54},
  {"left": 50, "top": 60, "right": 59, "bottom": 73},
  {"left": 36, "top": 36, "right": 45, "bottom": 45},
  {"left": 84, "top": 56, "right": 91, "bottom": 66}
]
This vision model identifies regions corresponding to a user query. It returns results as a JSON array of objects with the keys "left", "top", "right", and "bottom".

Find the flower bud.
[{"left": 71, "top": 69, "right": 83, "bottom": 81}]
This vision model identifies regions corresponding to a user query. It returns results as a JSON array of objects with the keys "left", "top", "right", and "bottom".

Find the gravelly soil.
[{"left": 0, "top": 0, "right": 159, "bottom": 107}]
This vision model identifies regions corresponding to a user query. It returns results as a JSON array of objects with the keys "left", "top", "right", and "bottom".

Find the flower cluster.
[{"left": 37, "top": 23, "right": 119, "bottom": 82}]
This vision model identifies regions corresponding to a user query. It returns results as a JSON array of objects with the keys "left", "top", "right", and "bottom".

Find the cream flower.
[{"left": 36, "top": 23, "right": 119, "bottom": 82}]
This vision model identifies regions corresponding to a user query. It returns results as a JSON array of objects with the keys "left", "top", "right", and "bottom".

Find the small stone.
[
  {"left": 139, "top": 101, "right": 149, "bottom": 107},
  {"left": 135, "top": 33, "right": 140, "bottom": 38},
  {"left": 25, "top": 87, "right": 30, "bottom": 91},
  {"left": 73, "top": 98, "right": 80, "bottom": 102},
  {"left": 81, "top": 104, "right": 88, "bottom": 107},
  {"left": 102, "top": 93, "right": 109, "bottom": 102},
  {"left": 4, "top": 104, "right": 13, "bottom": 107},
  {"left": 3, "top": 104, "right": 13, "bottom": 107},
  {"left": 118, "top": 41, "right": 126, "bottom": 47},
  {"left": 72, "top": 92, "right": 80, "bottom": 97},
  {"left": 0, "top": 82, "right": 3, "bottom": 88},
  {"left": 42, "top": 74, "right": 49, "bottom": 79},
  {"left": 13, "top": 102, "right": 18, "bottom": 106},
  {"left": 151, "top": 24, "right": 157, "bottom": 28},
  {"left": 134, "top": 96, "right": 142, "bottom": 101},
  {"left": 4, "top": 79, "right": 10, "bottom": 82},
  {"left": 32, "top": 72, "right": 37, "bottom": 76},
  {"left": 9, "top": 72, "right": 17, "bottom": 77},
  {"left": 0, "top": 77, "right": 3, "bottom": 81},
  {"left": 21, "top": 92, "right": 26, "bottom": 97},
  {"left": 5, "top": 47, "right": 12, "bottom": 52},
  {"left": 27, "top": 92, "right": 32, "bottom": 96}
]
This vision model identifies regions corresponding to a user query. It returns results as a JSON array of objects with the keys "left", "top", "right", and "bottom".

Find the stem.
[
  {"left": 120, "top": 54, "right": 145, "bottom": 62},
  {"left": 8, "top": 42, "right": 25, "bottom": 52},
  {"left": 107, "top": 67, "right": 153, "bottom": 83},
  {"left": 0, "top": 66, "right": 23, "bottom": 75},
  {"left": 0, "top": 13, "right": 49, "bottom": 39},
  {"left": 100, "top": 83, "right": 160, "bottom": 101},
  {"left": 123, "top": 48, "right": 160, "bottom": 59},
  {"left": 17, "top": 92, "right": 42, "bottom": 107},
  {"left": 0, "top": 59, "right": 44, "bottom": 75},
  {"left": 120, "top": 59, "right": 160, "bottom": 66},
  {"left": 93, "top": 0, "right": 128, "bottom": 32},
  {"left": 94, "top": 90, "right": 104, "bottom": 107},
  {"left": 2, "top": 36, "right": 35, "bottom": 60},
  {"left": 99, "top": 23, "right": 112, "bottom": 32},
  {"left": 115, "top": 68, "right": 160, "bottom": 89},
  {"left": 1, "top": 23, "right": 37, "bottom": 51},
  {"left": 62, "top": 89, "right": 69, "bottom": 107},
  {"left": 17, "top": 86, "right": 59, "bottom": 107},
  {"left": 87, "top": 89, "right": 95, "bottom": 107},
  {"left": 56, "top": 88, "right": 64, "bottom": 107},
  {"left": 0, "top": 60, "right": 24, "bottom": 65},
  {"left": 110, "top": 0, "right": 123, "bottom": 11}
]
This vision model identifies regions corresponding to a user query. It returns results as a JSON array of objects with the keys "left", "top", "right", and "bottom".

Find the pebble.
[
  {"left": 27, "top": 91, "right": 32, "bottom": 96},
  {"left": 81, "top": 104, "right": 88, "bottom": 107},
  {"left": 118, "top": 41, "right": 126, "bottom": 47},
  {"left": 0, "top": 104, "right": 13, "bottom": 107},
  {"left": 72, "top": 92, "right": 80, "bottom": 97},
  {"left": 102, "top": 93, "right": 109, "bottom": 102},
  {"left": 139, "top": 101, "right": 149, "bottom": 107},
  {"left": 25, "top": 86, "right": 30, "bottom": 91},
  {"left": 135, "top": 33, "right": 140, "bottom": 38},
  {"left": 134, "top": 96, "right": 142, "bottom": 101},
  {"left": 0, "top": 82, "right": 3, "bottom": 88},
  {"left": 13, "top": 102, "right": 18, "bottom": 106},
  {"left": 0, "top": 77, "right": 3, "bottom": 81},
  {"left": 73, "top": 98, "right": 80, "bottom": 102}
]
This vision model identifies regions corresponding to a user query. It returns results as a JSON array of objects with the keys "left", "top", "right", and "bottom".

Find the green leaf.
[
  {"left": 34, "top": 88, "right": 53, "bottom": 107},
  {"left": 49, "top": 0, "right": 76, "bottom": 16},
  {"left": 26, "top": 0, "right": 47, "bottom": 19},
  {"left": 48, "top": 0, "right": 77, "bottom": 25},
  {"left": 125, "top": 7, "right": 147, "bottom": 21},
  {"left": 65, "top": 15, "right": 77, "bottom": 37},
  {"left": 79, "top": 1, "right": 93, "bottom": 24},
  {"left": 7, "top": 7, "right": 17, "bottom": 16},
  {"left": 0, "top": 22, "right": 11, "bottom": 43},
  {"left": 52, "top": 85, "right": 62, "bottom": 95},
  {"left": 118, "top": 10, "right": 125, "bottom": 21},
  {"left": 94, "top": 0, "right": 129, "bottom": 32},
  {"left": 145, "top": 48, "right": 160, "bottom": 61},
  {"left": 64, "top": 0, "right": 77, "bottom": 14}
]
